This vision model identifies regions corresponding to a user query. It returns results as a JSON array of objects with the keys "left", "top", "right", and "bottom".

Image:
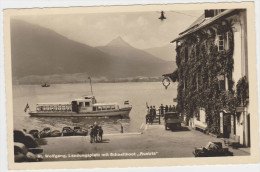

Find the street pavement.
[
  {"left": 142, "top": 123, "right": 249, "bottom": 157},
  {"left": 41, "top": 123, "right": 249, "bottom": 161}
]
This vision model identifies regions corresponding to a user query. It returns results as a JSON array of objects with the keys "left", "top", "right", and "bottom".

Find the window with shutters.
[
  {"left": 185, "top": 47, "right": 189, "bottom": 62},
  {"left": 218, "top": 34, "right": 224, "bottom": 51},
  {"left": 218, "top": 32, "right": 229, "bottom": 51}
]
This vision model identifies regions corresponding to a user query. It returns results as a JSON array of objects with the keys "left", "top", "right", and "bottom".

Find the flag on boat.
[
  {"left": 24, "top": 103, "right": 30, "bottom": 112},
  {"left": 124, "top": 100, "right": 129, "bottom": 105}
]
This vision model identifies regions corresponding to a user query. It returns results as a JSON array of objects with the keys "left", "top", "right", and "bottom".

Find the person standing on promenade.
[
  {"left": 146, "top": 106, "right": 150, "bottom": 124},
  {"left": 149, "top": 106, "right": 153, "bottom": 124},
  {"left": 149, "top": 106, "right": 153, "bottom": 116},
  {"left": 165, "top": 105, "right": 169, "bottom": 113},
  {"left": 172, "top": 105, "right": 176, "bottom": 112},
  {"left": 160, "top": 104, "right": 164, "bottom": 116},
  {"left": 146, "top": 106, "right": 150, "bottom": 115},
  {"left": 169, "top": 105, "right": 172, "bottom": 112},
  {"left": 98, "top": 126, "right": 103, "bottom": 142},
  {"left": 121, "top": 124, "right": 124, "bottom": 133},
  {"left": 93, "top": 122, "right": 99, "bottom": 143},
  {"left": 89, "top": 126, "right": 94, "bottom": 143},
  {"left": 151, "top": 106, "right": 156, "bottom": 124},
  {"left": 153, "top": 106, "right": 156, "bottom": 116}
]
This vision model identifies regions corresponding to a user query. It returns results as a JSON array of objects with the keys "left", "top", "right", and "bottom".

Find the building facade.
[{"left": 170, "top": 9, "right": 250, "bottom": 147}]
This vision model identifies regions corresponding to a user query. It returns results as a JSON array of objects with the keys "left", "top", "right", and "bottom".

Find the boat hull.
[{"left": 29, "top": 107, "right": 132, "bottom": 118}]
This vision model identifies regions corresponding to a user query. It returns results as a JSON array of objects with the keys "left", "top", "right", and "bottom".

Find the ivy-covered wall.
[{"left": 175, "top": 20, "right": 238, "bottom": 132}]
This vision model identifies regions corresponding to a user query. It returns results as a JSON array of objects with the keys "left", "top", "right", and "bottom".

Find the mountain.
[
  {"left": 106, "top": 36, "right": 132, "bottom": 48},
  {"left": 11, "top": 20, "right": 175, "bottom": 84},
  {"left": 144, "top": 44, "right": 176, "bottom": 62},
  {"left": 97, "top": 36, "right": 166, "bottom": 64}
]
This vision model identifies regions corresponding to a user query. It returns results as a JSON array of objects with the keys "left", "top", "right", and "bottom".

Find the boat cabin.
[
  {"left": 71, "top": 96, "right": 119, "bottom": 113},
  {"left": 72, "top": 98, "right": 93, "bottom": 113}
]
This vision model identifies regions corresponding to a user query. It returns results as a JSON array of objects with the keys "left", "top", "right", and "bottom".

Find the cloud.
[{"left": 13, "top": 10, "right": 203, "bottom": 49}]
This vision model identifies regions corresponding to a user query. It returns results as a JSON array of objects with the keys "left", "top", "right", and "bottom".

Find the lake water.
[{"left": 13, "top": 82, "right": 177, "bottom": 134}]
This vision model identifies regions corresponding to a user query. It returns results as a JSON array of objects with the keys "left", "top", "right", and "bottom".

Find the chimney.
[{"left": 204, "top": 10, "right": 215, "bottom": 18}]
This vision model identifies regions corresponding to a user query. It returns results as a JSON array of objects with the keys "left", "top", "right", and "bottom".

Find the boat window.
[
  {"left": 58, "top": 106, "right": 61, "bottom": 111},
  {"left": 93, "top": 106, "right": 97, "bottom": 111},
  {"left": 85, "top": 102, "right": 90, "bottom": 107},
  {"left": 54, "top": 106, "right": 58, "bottom": 111},
  {"left": 102, "top": 106, "right": 106, "bottom": 110},
  {"left": 107, "top": 106, "right": 111, "bottom": 110},
  {"left": 97, "top": 106, "right": 102, "bottom": 111},
  {"left": 111, "top": 105, "right": 115, "bottom": 110},
  {"left": 79, "top": 102, "right": 83, "bottom": 107}
]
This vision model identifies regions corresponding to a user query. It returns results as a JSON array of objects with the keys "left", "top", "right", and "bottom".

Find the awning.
[
  {"left": 162, "top": 70, "right": 178, "bottom": 82},
  {"left": 236, "top": 106, "right": 246, "bottom": 112}
]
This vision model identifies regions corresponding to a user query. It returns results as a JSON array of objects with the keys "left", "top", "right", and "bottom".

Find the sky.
[{"left": 13, "top": 10, "right": 203, "bottom": 49}]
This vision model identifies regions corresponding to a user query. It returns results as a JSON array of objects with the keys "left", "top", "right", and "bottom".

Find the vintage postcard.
[{"left": 4, "top": 1, "right": 259, "bottom": 170}]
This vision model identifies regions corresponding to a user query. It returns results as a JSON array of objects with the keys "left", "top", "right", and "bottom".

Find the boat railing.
[{"left": 36, "top": 104, "right": 72, "bottom": 112}]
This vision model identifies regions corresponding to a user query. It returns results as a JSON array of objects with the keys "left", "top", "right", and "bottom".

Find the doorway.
[{"left": 223, "top": 113, "right": 231, "bottom": 138}]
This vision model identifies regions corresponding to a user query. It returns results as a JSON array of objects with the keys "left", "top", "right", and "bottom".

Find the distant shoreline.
[
  {"left": 13, "top": 76, "right": 166, "bottom": 85},
  {"left": 13, "top": 80, "right": 164, "bottom": 86}
]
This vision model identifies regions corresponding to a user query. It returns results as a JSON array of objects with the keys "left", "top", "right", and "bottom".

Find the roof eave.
[{"left": 170, "top": 9, "right": 237, "bottom": 43}]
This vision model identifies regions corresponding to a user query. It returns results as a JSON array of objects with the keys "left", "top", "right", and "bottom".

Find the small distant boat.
[{"left": 41, "top": 83, "right": 50, "bottom": 87}]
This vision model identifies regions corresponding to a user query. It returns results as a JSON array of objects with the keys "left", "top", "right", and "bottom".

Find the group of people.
[
  {"left": 159, "top": 104, "right": 176, "bottom": 115},
  {"left": 146, "top": 104, "right": 176, "bottom": 124},
  {"left": 89, "top": 123, "right": 103, "bottom": 143},
  {"left": 145, "top": 106, "right": 156, "bottom": 124}
]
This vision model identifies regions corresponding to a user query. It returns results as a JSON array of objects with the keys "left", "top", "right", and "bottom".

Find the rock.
[
  {"left": 26, "top": 152, "right": 37, "bottom": 162},
  {"left": 14, "top": 142, "right": 28, "bottom": 155},
  {"left": 14, "top": 129, "right": 26, "bottom": 142},
  {"left": 23, "top": 134, "right": 38, "bottom": 148},
  {"left": 14, "top": 152, "right": 27, "bottom": 162},
  {"left": 36, "top": 154, "right": 43, "bottom": 162},
  {"left": 28, "top": 148, "right": 43, "bottom": 154}
]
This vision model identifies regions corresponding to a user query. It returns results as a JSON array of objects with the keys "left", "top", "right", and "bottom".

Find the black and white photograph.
[{"left": 3, "top": 1, "right": 259, "bottom": 170}]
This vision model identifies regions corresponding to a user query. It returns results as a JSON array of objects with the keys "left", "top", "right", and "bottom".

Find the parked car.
[
  {"left": 39, "top": 127, "right": 51, "bottom": 138},
  {"left": 193, "top": 142, "right": 233, "bottom": 157},
  {"left": 50, "top": 130, "right": 62, "bottom": 137},
  {"left": 29, "top": 130, "right": 39, "bottom": 138},
  {"left": 62, "top": 127, "right": 74, "bottom": 136},
  {"left": 164, "top": 112, "right": 182, "bottom": 130},
  {"left": 73, "top": 127, "right": 88, "bottom": 136}
]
